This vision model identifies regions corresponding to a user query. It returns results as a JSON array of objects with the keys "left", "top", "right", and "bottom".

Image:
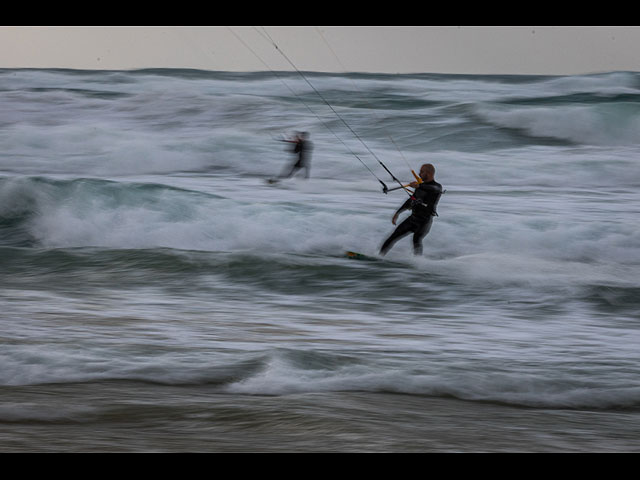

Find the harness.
[{"left": 410, "top": 183, "right": 443, "bottom": 219}]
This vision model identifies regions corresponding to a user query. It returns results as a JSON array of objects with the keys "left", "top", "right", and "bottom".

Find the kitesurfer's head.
[{"left": 420, "top": 163, "right": 435, "bottom": 181}]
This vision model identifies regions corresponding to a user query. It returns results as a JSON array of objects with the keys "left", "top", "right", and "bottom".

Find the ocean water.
[{"left": 1, "top": 67, "right": 639, "bottom": 452}]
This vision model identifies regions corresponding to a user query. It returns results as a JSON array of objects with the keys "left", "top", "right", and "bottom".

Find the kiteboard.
[{"left": 345, "top": 251, "right": 377, "bottom": 261}]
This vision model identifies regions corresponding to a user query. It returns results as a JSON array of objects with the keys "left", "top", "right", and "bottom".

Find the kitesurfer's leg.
[
  {"left": 278, "top": 164, "right": 298, "bottom": 179},
  {"left": 380, "top": 217, "right": 414, "bottom": 256},
  {"left": 412, "top": 216, "right": 433, "bottom": 256}
]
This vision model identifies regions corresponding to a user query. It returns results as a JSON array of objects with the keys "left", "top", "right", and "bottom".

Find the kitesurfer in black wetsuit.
[
  {"left": 279, "top": 131, "right": 312, "bottom": 179},
  {"left": 380, "top": 163, "right": 442, "bottom": 256}
]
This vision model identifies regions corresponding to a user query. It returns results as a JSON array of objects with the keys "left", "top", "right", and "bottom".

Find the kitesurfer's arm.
[{"left": 392, "top": 198, "right": 412, "bottom": 225}]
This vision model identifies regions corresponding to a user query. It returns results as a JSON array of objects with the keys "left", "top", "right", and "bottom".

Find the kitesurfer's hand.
[{"left": 392, "top": 213, "right": 399, "bottom": 225}]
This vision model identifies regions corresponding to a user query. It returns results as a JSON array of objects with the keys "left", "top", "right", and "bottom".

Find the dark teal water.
[{"left": 1, "top": 69, "right": 639, "bottom": 451}]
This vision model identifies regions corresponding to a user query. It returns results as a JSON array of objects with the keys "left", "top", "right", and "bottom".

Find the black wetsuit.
[
  {"left": 380, "top": 179, "right": 443, "bottom": 256},
  {"left": 281, "top": 139, "right": 313, "bottom": 179}
]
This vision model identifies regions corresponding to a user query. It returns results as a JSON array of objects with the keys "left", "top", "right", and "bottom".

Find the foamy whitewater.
[{"left": 1, "top": 68, "right": 639, "bottom": 452}]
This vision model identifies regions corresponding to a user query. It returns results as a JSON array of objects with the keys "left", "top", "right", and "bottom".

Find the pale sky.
[{"left": 1, "top": 26, "right": 640, "bottom": 75}]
